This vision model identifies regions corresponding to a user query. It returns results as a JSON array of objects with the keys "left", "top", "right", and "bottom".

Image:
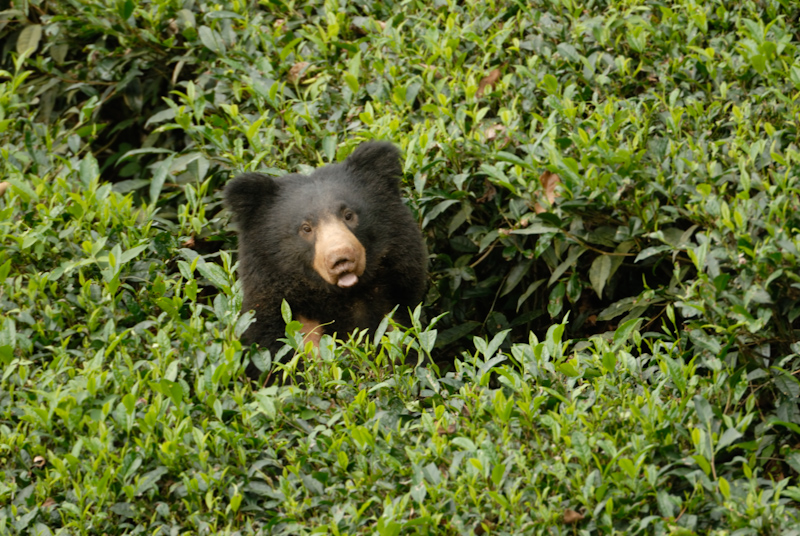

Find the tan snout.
[{"left": 312, "top": 217, "right": 366, "bottom": 288}]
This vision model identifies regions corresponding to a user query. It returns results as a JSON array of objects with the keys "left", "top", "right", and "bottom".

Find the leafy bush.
[{"left": 1, "top": 0, "right": 799, "bottom": 534}]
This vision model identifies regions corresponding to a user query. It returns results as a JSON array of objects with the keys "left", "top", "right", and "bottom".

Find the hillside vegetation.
[{"left": 1, "top": 0, "right": 800, "bottom": 534}]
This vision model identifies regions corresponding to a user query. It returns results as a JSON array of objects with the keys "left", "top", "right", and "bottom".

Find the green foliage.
[{"left": 1, "top": 0, "right": 800, "bottom": 533}]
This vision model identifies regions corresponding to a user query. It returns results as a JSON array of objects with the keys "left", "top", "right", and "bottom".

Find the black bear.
[{"left": 224, "top": 141, "right": 427, "bottom": 377}]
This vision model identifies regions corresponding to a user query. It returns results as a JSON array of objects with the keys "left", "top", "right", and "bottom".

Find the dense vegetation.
[{"left": 2, "top": 0, "right": 800, "bottom": 533}]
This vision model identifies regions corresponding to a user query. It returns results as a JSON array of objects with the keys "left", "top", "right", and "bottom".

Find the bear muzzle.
[{"left": 313, "top": 218, "right": 367, "bottom": 288}]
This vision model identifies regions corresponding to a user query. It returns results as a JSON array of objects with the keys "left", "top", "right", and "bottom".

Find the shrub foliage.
[{"left": 1, "top": 0, "right": 800, "bottom": 534}]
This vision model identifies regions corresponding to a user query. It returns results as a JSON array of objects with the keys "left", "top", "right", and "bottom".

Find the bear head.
[{"left": 224, "top": 141, "right": 407, "bottom": 294}]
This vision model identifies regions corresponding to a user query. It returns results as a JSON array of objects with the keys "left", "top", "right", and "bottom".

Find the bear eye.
[
  {"left": 300, "top": 223, "right": 313, "bottom": 235},
  {"left": 343, "top": 210, "right": 355, "bottom": 222}
]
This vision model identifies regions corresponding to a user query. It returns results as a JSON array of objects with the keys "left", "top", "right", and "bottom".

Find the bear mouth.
[{"left": 337, "top": 272, "right": 359, "bottom": 288}]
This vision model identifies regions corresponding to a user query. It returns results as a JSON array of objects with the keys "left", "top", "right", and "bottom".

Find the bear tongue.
[{"left": 337, "top": 272, "right": 359, "bottom": 288}]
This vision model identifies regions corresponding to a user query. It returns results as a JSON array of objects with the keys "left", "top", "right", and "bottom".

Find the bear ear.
[
  {"left": 224, "top": 173, "right": 278, "bottom": 224},
  {"left": 345, "top": 141, "right": 403, "bottom": 191}
]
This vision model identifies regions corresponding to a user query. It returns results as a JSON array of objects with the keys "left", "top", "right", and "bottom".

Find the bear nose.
[
  {"left": 328, "top": 248, "right": 357, "bottom": 273},
  {"left": 312, "top": 217, "right": 367, "bottom": 287}
]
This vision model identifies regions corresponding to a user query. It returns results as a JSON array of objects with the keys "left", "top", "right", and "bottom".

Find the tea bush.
[{"left": 1, "top": 0, "right": 799, "bottom": 534}]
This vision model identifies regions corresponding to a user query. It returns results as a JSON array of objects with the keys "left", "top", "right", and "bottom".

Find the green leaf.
[
  {"left": 634, "top": 245, "right": 671, "bottom": 262},
  {"left": 491, "top": 463, "right": 505, "bottom": 487},
  {"left": 556, "top": 43, "right": 581, "bottom": 63},
  {"left": 558, "top": 358, "right": 580, "bottom": 377},
  {"left": 718, "top": 477, "right": 730, "bottom": 500},
  {"left": 479, "top": 163, "right": 516, "bottom": 194},
  {"left": 50, "top": 44, "right": 69, "bottom": 65},
  {"left": 548, "top": 282, "right": 565, "bottom": 318},
  {"left": 657, "top": 490, "right": 676, "bottom": 518},
  {"left": 601, "top": 351, "right": 616, "bottom": 373},
  {"left": 377, "top": 519, "right": 401, "bottom": 536},
  {"left": 196, "top": 261, "right": 229, "bottom": 290},
  {"left": 280, "top": 37, "right": 302, "bottom": 61},
  {"left": 517, "top": 278, "right": 545, "bottom": 312},
  {"left": 774, "top": 372, "right": 800, "bottom": 398},
  {"left": 618, "top": 458, "right": 636, "bottom": 479},
  {"left": 250, "top": 349, "right": 272, "bottom": 373},
  {"left": 766, "top": 419, "right": 800, "bottom": 435},
  {"left": 4, "top": 178, "right": 39, "bottom": 202},
  {"left": 281, "top": 299, "right": 292, "bottom": 325},
  {"left": 664, "top": 355, "right": 687, "bottom": 394},
  {"left": 485, "top": 329, "right": 510, "bottom": 359},
  {"left": 110, "top": 503, "right": 136, "bottom": 518},
  {"left": 786, "top": 452, "right": 800, "bottom": 474},
  {"left": 410, "top": 479, "right": 426, "bottom": 503},
  {"left": 749, "top": 54, "right": 766, "bottom": 74},
  {"left": 235, "top": 310, "right": 256, "bottom": 338},
  {"left": 113, "top": 179, "right": 149, "bottom": 194},
  {"left": 144, "top": 108, "right": 175, "bottom": 128},
  {"left": 135, "top": 467, "right": 167, "bottom": 497},
  {"left": 0, "top": 259, "right": 11, "bottom": 282},
  {"left": 150, "top": 379, "right": 184, "bottom": 406},
  {"left": 418, "top": 329, "right": 437, "bottom": 354},
  {"left": 693, "top": 395, "right": 713, "bottom": 426},
  {"left": 322, "top": 135, "right": 337, "bottom": 162},
  {"left": 495, "top": 151, "right": 531, "bottom": 169},
  {"left": 435, "top": 321, "right": 479, "bottom": 347},
  {"left": 716, "top": 427, "right": 742, "bottom": 451},
  {"left": 119, "top": 243, "right": 149, "bottom": 265},
  {"left": 501, "top": 259, "right": 532, "bottom": 297},
  {"left": 571, "top": 431, "right": 590, "bottom": 463},
  {"left": 345, "top": 50, "right": 361, "bottom": 92},
  {"left": 344, "top": 73, "right": 359, "bottom": 93},
  {"left": 422, "top": 462, "right": 441, "bottom": 486},
  {"left": 373, "top": 314, "right": 390, "bottom": 346},
  {"left": 542, "top": 73, "right": 559, "bottom": 95},
  {"left": 80, "top": 153, "right": 100, "bottom": 188},
  {"left": 421, "top": 199, "right": 458, "bottom": 228},
  {"left": 589, "top": 254, "right": 612, "bottom": 298},
  {"left": 119, "top": 0, "right": 135, "bottom": 20},
  {"left": 548, "top": 246, "right": 585, "bottom": 285},
  {"left": 612, "top": 317, "right": 642, "bottom": 348},
  {"left": 17, "top": 24, "right": 42, "bottom": 55},
  {"left": 156, "top": 297, "right": 179, "bottom": 318},
  {"left": 451, "top": 437, "right": 477, "bottom": 451},
  {"left": 150, "top": 155, "right": 174, "bottom": 203},
  {"left": 198, "top": 26, "right": 224, "bottom": 53}
]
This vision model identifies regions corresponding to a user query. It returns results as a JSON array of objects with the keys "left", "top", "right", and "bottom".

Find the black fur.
[{"left": 224, "top": 142, "right": 427, "bottom": 377}]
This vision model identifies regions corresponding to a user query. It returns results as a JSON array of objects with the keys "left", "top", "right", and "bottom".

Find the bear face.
[{"left": 224, "top": 141, "right": 428, "bottom": 377}]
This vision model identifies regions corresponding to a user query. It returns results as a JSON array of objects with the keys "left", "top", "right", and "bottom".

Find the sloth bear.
[{"left": 224, "top": 141, "right": 427, "bottom": 378}]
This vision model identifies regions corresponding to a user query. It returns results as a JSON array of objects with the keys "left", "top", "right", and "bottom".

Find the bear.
[{"left": 224, "top": 141, "right": 428, "bottom": 378}]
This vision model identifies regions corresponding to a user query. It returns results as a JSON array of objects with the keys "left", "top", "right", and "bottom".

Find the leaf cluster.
[{"left": 2, "top": 0, "right": 800, "bottom": 533}]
